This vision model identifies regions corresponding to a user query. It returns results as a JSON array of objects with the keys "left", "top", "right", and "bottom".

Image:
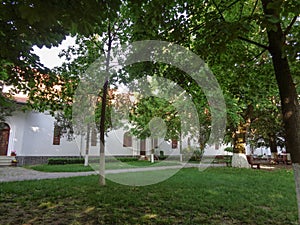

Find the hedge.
[
  {"left": 48, "top": 158, "right": 84, "bottom": 165},
  {"left": 115, "top": 157, "right": 139, "bottom": 162}
]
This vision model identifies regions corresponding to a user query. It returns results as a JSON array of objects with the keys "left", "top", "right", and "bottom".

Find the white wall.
[
  {"left": 7, "top": 110, "right": 80, "bottom": 156},
  {"left": 6, "top": 110, "right": 175, "bottom": 157},
  {"left": 7, "top": 110, "right": 277, "bottom": 158}
]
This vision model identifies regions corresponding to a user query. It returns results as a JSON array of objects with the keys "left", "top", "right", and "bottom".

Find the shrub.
[
  {"left": 182, "top": 147, "right": 203, "bottom": 161},
  {"left": 48, "top": 158, "right": 84, "bottom": 165},
  {"left": 115, "top": 157, "right": 139, "bottom": 162},
  {"left": 159, "top": 151, "right": 167, "bottom": 160},
  {"left": 158, "top": 155, "right": 167, "bottom": 160},
  {"left": 224, "top": 146, "right": 233, "bottom": 153}
]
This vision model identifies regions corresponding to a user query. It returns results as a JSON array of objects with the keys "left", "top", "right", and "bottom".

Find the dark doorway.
[
  {"left": 140, "top": 139, "right": 146, "bottom": 155},
  {"left": 0, "top": 123, "right": 10, "bottom": 156}
]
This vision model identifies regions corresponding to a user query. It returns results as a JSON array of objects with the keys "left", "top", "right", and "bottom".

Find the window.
[
  {"left": 140, "top": 139, "right": 146, "bottom": 155},
  {"left": 154, "top": 138, "right": 158, "bottom": 148},
  {"left": 215, "top": 143, "right": 219, "bottom": 150},
  {"left": 171, "top": 139, "right": 178, "bottom": 149},
  {"left": 123, "top": 132, "right": 132, "bottom": 147},
  {"left": 53, "top": 125, "right": 61, "bottom": 145},
  {"left": 0, "top": 123, "right": 10, "bottom": 156}
]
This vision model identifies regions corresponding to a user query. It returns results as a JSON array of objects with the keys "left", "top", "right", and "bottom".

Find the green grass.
[
  {"left": 103, "top": 160, "right": 181, "bottom": 170},
  {"left": 26, "top": 161, "right": 181, "bottom": 172},
  {"left": 26, "top": 164, "right": 94, "bottom": 172},
  {"left": 0, "top": 167, "right": 297, "bottom": 224}
]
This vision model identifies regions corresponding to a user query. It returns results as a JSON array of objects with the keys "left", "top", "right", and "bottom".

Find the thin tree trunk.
[
  {"left": 99, "top": 22, "right": 112, "bottom": 186},
  {"left": 84, "top": 124, "right": 90, "bottom": 167},
  {"left": 293, "top": 164, "right": 300, "bottom": 224},
  {"left": 262, "top": 1, "right": 300, "bottom": 223},
  {"left": 99, "top": 80, "right": 108, "bottom": 186},
  {"left": 269, "top": 133, "right": 277, "bottom": 154}
]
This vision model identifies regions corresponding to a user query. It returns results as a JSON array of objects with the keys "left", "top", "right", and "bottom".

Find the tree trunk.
[
  {"left": 231, "top": 124, "right": 250, "bottom": 168},
  {"left": 269, "top": 133, "right": 277, "bottom": 154},
  {"left": 84, "top": 124, "right": 90, "bottom": 167},
  {"left": 261, "top": 0, "right": 300, "bottom": 162},
  {"left": 262, "top": 0, "right": 300, "bottom": 223},
  {"left": 233, "top": 124, "right": 246, "bottom": 154},
  {"left": 99, "top": 22, "right": 112, "bottom": 186},
  {"left": 99, "top": 81, "right": 108, "bottom": 186}
]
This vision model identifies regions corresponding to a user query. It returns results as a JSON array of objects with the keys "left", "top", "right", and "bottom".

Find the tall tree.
[
  {"left": 127, "top": 0, "right": 300, "bottom": 218},
  {"left": 38, "top": 7, "right": 129, "bottom": 186}
]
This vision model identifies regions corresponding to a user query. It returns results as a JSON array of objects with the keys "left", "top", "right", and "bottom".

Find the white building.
[{"left": 0, "top": 107, "right": 235, "bottom": 165}]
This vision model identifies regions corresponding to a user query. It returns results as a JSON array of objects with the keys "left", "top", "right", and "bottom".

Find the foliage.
[
  {"left": 127, "top": 0, "right": 300, "bottom": 157},
  {"left": 129, "top": 95, "right": 180, "bottom": 140},
  {"left": 0, "top": 1, "right": 122, "bottom": 112},
  {"left": 224, "top": 146, "right": 233, "bottom": 153},
  {"left": 182, "top": 146, "right": 204, "bottom": 161},
  {"left": 0, "top": 92, "right": 16, "bottom": 123}
]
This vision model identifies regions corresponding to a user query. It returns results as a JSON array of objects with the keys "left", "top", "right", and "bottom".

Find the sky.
[{"left": 32, "top": 36, "right": 76, "bottom": 69}]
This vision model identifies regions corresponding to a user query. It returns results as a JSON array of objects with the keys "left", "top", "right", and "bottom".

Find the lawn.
[
  {"left": 0, "top": 167, "right": 297, "bottom": 224},
  {"left": 26, "top": 160, "right": 181, "bottom": 172},
  {"left": 25, "top": 164, "right": 95, "bottom": 172}
]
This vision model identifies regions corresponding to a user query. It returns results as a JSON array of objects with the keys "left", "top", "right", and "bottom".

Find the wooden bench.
[
  {"left": 246, "top": 155, "right": 260, "bottom": 169},
  {"left": 212, "top": 155, "right": 232, "bottom": 167},
  {"left": 275, "top": 153, "right": 292, "bottom": 165}
]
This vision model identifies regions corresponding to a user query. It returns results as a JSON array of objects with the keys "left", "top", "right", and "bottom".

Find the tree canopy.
[{"left": 0, "top": 1, "right": 299, "bottom": 162}]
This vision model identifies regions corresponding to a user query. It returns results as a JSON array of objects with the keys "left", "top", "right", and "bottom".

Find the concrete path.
[
  {"left": 0, "top": 163, "right": 225, "bottom": 183},
  {"left": 0, "top": 167, "right": 97, "bottom": 182}
]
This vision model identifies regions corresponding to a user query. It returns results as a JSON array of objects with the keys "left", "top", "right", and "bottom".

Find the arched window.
[
  {"left": 123, "top": 132, "right": 132, "bottom": 147},
  {"left": 153, "top": 138, "right": 158, "bottom": 148},
  {"left": 91, "top": 128, "right": 97, "bottom": 146},
  {"left": 140, "top": 139, "right": 146, "bottom": 155},
  {"left": 53, "top": 125, "right": 61, "bottom": 145},
  {"left": 0, "top": 123, "right": 10, "bottom": 156},
  {"left": 171, "top": 139, "right": 178, "bottom": 149}
]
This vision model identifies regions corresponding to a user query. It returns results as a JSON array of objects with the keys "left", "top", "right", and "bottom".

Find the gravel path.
[
  {"left": 0, "top": 167, "right": 97, "bottom": 182},
  {"left": 0, "top": 163, "right": 225, "bottom": 183}
]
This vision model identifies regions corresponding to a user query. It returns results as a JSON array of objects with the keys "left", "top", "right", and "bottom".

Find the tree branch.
[
  {"left": 211, "top": 0, "right": 225, "bottom": 21},
  {"left": 251, "top": 0, "right": 259, "bottom": 17},
  {"left": 247, "top": 49, "right": 267, "bottom": 63},
  {"left": 238, "top": 36, "right": 269, "bottom": 50},
  {"left": 226, "top": 0, "right": 243, "bottom": 10},
  {"left": 175, "top": 0, "right": 243, "bottom": 44},
  {"left": 239, "top": 2, "right": 244, "bottom": 20},
  {"left": 284, "top": 16, "right": 298, "bottom": 36},
  {"left": 93, "top": 39, "right": 105, "bottom": 55}
]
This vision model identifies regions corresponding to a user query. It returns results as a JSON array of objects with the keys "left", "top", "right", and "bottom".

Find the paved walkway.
[{"left": 0, "top": 163, "right": 225, "bottom": 183}]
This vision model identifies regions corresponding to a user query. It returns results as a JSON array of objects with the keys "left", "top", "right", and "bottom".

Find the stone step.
[{"left": 0, "top": 156, "right": 16, "bottom": 166}]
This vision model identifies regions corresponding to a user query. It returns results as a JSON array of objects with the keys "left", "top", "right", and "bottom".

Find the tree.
[
  {"left": 128, "top": 0, "right": 299, "bottom": 157},
  {"left": 127, "top": 0, "right": 300, "bottom": 219},
  {"left": 249, "top": 96, "right": 285, "bottom": 154}
]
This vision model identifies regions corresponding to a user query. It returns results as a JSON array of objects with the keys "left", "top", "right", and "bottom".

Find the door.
[
  {"left": 140, "top": 139, "right": 146, "bottom": 155},
  {"left": 0, "top": 123, "right": 10, "bottom": 155}
]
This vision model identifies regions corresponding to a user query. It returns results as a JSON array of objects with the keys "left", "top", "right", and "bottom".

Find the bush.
[
  {"left": 115, "top": 157, "right": 139, "bottom": 162},
  {"left": 159, "top": 151, "right": 167, "bottom": 160},
  {"left": 48, "top": 158, "right": 84, "bottom": 165},
  {"left": 158, "top": 155, "right": 167, "bottom": 160},
  {"left": 224, "top": 146, "right": 233, "bottom": 153},
  {"left": 182, "top": 147, "right": 203, "bottom": 161}
]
